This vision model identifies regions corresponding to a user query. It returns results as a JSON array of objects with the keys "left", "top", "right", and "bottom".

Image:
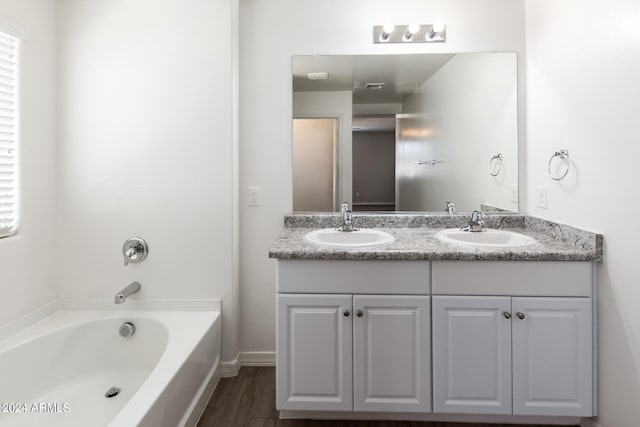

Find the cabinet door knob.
[
  {"left": 343, "top": 310, "right": 350, "bottom": 317},
  {"left": 356, "top": 310, "right": 363, "bottom": 318},
  {"left": 503, "top": 311, "right": 512, "bottom": 319},
  {"left": 516, "top": 312, "right": 525, "bottom": 320}
]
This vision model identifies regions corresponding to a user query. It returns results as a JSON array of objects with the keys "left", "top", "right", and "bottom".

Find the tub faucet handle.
[{"left": 122, "top": 237, "right": 149, "bottom": 266}]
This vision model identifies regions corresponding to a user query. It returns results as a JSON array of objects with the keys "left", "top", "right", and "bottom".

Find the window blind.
[{"left": 0, "top": 32, "right": 17, "bottom": 239}]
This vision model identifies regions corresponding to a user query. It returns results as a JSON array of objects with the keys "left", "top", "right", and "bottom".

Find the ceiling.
[{"left": 292, "top": 54, "right": 455, "bottom": 104}]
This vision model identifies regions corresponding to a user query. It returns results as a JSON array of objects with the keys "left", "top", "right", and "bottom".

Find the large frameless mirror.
[{"left": 292, "top": 52, "right": 518, "bottom": 213}]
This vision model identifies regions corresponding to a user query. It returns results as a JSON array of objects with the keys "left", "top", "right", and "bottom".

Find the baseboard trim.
[
  {"left": 220, "top": 351, "right": 275, "bottom": 377},
  {"left": 280, "top": 410, "right": 581, "bottom": 424},
  {"left": 240, "top": 351, "right": 276, "bottom": 366},
  {"left": 220, "top": 354, "right": 241, "bottom": 377},
  {"left": 580, "top": 418, "right": 601, "bottom": 427}
]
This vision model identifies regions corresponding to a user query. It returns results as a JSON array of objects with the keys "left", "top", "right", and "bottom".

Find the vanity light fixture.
[{"left": 373, "top": 23, "right": 447, "bottom": 44}]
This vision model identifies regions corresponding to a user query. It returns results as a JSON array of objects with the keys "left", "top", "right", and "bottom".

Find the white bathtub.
[{"left": 0, "top": 300, "right": 221, "bottom": 427}]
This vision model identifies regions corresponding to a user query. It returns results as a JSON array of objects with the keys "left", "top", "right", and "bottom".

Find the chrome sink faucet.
[
  {"left": 115, "top": 281, "right": 141, "bottom": 304},
  {"left": 463, "top": 210, "right": 485, "bottom": 232},
  {"left": 446, "top": 201, "right": 456, "bottom": 215},
  {"left": 338, "top": 202, "right": 356, "bottom": 232}
]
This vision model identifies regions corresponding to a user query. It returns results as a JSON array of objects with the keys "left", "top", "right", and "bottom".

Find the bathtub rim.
[{"left": 0, "top": 298, "right": 221, "bottom": 343}]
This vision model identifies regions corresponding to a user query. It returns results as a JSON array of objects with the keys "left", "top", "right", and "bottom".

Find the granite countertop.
[{"left": 268, "top": 213, "right": 603, "bottom": 262}]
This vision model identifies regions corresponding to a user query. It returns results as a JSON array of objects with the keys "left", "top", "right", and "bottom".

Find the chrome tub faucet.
[{"left": 115, "top": 281, "right": 141, "bottom": 304}]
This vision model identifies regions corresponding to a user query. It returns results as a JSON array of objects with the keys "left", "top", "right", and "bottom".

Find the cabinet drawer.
[
  {"left": 432, "top": 261, "right": 592, "bottom": 297},
  {"left": 277, "top": 260, "right": 429, "bottom": 294}
]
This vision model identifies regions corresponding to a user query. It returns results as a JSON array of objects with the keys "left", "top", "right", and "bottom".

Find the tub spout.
[{"left": 115, "top": 281, "right": 141, "bottom": 304}]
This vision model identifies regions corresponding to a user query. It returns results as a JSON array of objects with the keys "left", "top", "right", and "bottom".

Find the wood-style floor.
[{"left": 196, "top": 367, "right": 579, "bottom": 427}]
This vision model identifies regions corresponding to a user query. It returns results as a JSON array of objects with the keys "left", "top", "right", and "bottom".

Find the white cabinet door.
[
  {"left": 353, "top": 295, "right": 431, "bottom": 412},
  {"left": 433, "top": 296, "right": 512, "bottom": 414},
  {"left": 512, "top": 297, "right": 593, "bottom": 416},
  {"left": 276, "top": 294, "right": 353, "bottom": 411}
]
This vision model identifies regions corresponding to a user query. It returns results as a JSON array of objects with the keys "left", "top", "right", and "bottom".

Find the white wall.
[
  {"left": 239, "top": 0, "right": 526, "bottom": 354},
  {"left": 0, "top": 0, "right": 57, "bottom": 326},
  {"left": 526, "top": 1, "right": 640, "bottom": 426},
  {"left": 56, "top": 0, "right": 239, "bottom": 361},
  {"left": 293, "top": 91, "right": 352, "bottom": 208},
  {"left": 399, "top": 53, "right": 518, "bottom": 211}
]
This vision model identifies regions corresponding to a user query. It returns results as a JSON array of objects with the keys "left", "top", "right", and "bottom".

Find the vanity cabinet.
[
  {"left": 276, "top": 259, "right": 596, "bottom": 420},
  {"left": 277, "top": 293, "right": 431, "bottom": 413},
  {"left": 276, "top": 260, "right": 432, "bottom": 413},
  {"left": 353, "top": 295, "right": 430, "bottom": 412},
  {"left": 276, "top": 294, "right": 353, "bottom": 411},
  {"left": 432, "top": 296, "right": 512, "bottom": 415},
  {"left": 511, "top": 297, "right": 592, "bottom": 416},
  {"left": 432, "top": 261, "right": 594, "bottom": 418}
]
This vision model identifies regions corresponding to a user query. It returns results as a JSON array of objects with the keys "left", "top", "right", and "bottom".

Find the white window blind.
[{"left": 0, "top": 32, "right": 17, "bottom": 239}]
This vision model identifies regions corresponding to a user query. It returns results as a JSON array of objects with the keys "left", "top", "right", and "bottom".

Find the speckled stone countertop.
[{"left": 268, "top": 213, "right": 603, "bottom": 261}]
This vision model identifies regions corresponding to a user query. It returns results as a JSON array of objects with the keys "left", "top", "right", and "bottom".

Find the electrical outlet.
[
  {"left": 537, "top": 186, "right": 548, "bottom": 209},
  {"left": 248, "top": 186, "right": 261, "bottom": 206},
  {"left": 511, "top": 184, "right": 518, "bottom": 204}
]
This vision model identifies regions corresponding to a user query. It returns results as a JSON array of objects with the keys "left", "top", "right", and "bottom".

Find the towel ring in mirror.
[
  {"left": 548, "top": 149, "right": 570, "bottom": 181},
  {"left": 489, "top": 153, "right": 503, "bottom": 177}
]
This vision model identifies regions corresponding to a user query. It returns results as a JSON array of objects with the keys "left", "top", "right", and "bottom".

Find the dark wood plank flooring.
[{"left": 197, "top": 367, "right": 578, "bottom": 427}]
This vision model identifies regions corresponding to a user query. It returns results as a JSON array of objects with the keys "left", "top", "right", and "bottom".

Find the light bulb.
[
  {"left": 380, "top": 22, "right": 394, "bottom": 41},
  {"left": 408, "top": 23, "right": 420, "bottom": 34},
  {"left": 432, "top": 21, "right": 445, "bottom": 33}
]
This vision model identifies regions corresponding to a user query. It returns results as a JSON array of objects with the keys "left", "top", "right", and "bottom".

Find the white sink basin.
[
  {"left": 435, "top": 228, "right": 537, "bottom": 248},
  {"left": 304, "top": 228, "right": 395, "bottom": 248}
]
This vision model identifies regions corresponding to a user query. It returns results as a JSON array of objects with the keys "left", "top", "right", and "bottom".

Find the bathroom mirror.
[{"left": 292, "top": 52, "right": 518, "bottom": 213}]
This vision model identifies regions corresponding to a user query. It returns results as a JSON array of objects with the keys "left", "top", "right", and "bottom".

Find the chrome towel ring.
[
  {"left": 548, "top": 149, "right": 570, "bottom": 181},
  {"left": 489, "top": 153, "right": 503, "bottom": 176}
]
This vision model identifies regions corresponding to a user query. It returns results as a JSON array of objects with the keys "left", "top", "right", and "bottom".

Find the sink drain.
[{"left": 105, "top": 387, "right": 121, "bottom": 398}]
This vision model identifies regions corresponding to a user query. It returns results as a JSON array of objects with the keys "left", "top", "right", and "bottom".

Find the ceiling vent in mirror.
[
  {"left": 307, "top": 72, "right": 329, "bottom": 80},
  {"left": 365, "top": 83, "right": 386, "bottom": 90}
]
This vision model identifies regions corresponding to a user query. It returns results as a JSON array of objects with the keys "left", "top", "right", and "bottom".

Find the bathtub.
[{"left": 0, "top": 299, "right": 221, "bottom": 427}]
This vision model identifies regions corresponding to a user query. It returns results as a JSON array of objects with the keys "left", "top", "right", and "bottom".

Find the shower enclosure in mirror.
[{"left": 292, "top": 52, "right": 518, "bottom": 213}]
